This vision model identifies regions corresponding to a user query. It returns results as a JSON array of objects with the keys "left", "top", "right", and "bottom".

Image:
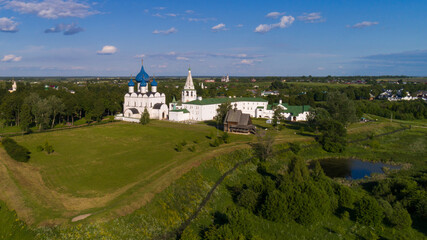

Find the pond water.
[{"left": 315, "top": 158, "right": 401, "bottom": 180}]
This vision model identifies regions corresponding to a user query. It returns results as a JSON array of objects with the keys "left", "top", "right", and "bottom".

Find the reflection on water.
[{"left": 315, "top": 158, "right": 401, "bottom": 180}]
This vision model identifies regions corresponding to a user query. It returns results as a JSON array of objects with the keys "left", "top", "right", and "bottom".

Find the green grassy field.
[
  {"left": 288, "top": 82, "right": 369, "bottom": 88},
  {"left": 0, "top": 120, "right": 256, "bottom": 225}
]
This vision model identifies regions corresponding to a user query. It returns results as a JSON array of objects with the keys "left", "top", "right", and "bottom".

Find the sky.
[{"left": 0, "top": 0, "right": 426, "bottom": 77}]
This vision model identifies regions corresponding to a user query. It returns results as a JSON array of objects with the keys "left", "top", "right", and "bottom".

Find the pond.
[{"left": 314, "top": 158, "right": 401, "bottom": 180}]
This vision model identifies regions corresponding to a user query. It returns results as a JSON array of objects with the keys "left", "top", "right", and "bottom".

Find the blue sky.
[{"left": 0, "top": 0, "right": 426, "bottom": 76}]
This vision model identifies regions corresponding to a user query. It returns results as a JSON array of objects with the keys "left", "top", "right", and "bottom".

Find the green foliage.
[
  {"left": 252, "top": 130, "right": 274, "bottom": 162},
  {"left": 215, "top": 102, "right": 232, "bottom": 128},
  {"left": 139, "top": 108, "right": 150, "bottom": 125},
  {"left": 175, "top": 143, "right": 183, "bottom": 152},
  {"left": 354, "top": 196, "right": 384, "bottom": 227},
  {"left": 311, "top": 160, "right": 325, "bottom": 180},
  {"left": 288, "top": 157, "right": 310, "bottom": 183},
  {"left": 260, "top": 190, "right": 289, "bottom": 222},
  {"left": 317, "top": 119, "right": 347, "bottom": 153},
  {"left": 180, "top": 140, "right": 187, "bottom": 146},
  {"left": 20, "top": 104, "right": 32, "bottom": 132},
  {"left": 389, "top": 202, "right": 412, "bottom": 229},
  {"left": 221, "top": 132, "right": 230, "bottom": 144},
  {"left": 236, "top": 189, "right": 259, "bottom": 212},
  {"left": 188, "top": 145, "right": 196, "bottom": 152},
  {"left": 210, "top": 137, "right": 223, "bottom": 147},
  {"left": 0, "top": 201, "right": 34, "bottom": 240},
  {"left": 36, "top": 145, "right": 44, "bottom": 152},
  {"left": 1, "top": 137, "right": 30, "bottom": 162},
  {"left": 44, "top": 141, "right": 54, "bottom": 154},
  {"left": 337, "top": 185, "right": 355, "bottom": 209},
  {"left": 326, "top": 91, "right": 357, "bottom": 126},
  {"left": 288, "top": 142, "right": 301, "bottom": 154}
]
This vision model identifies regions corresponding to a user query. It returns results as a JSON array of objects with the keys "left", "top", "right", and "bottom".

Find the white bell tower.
[{"left": 182, "top": 67, "right": 197, "bottom": 102}]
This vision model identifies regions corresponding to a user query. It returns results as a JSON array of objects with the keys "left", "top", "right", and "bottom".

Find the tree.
[
  {"left": 326, "top": 92, "right": 357, "bottom": 126},
  {"left": 215, "top": 101, "right": 232, "bottom": 129},
  {"left": 20, "top": 104, "right": 32, "bottom": 132},
  {"left": 389, "top": 202, "right": 412, "bottom": 229},
  {"left": 32, "top": 98, "right": 51, "bottom": 130},
  {"left": 272, "top": 105, "right": 282, "bottom": 129},
  {"left": 140, "top": 108, "right": 150, "bottom": 125},
  {"left": 252, "top": 130, "right": 275, "bottom": 162},
  {"left": 354, "top": 196, "right": 384, "bottom": 227},
  {"left": 317, "top": 119, "right": 347, "bottom": 153},
  {"left": 48, "top": 95, "right": 65, "bottom": 128}
]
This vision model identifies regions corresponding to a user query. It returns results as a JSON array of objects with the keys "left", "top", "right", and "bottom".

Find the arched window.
[{"left": 186, "top": 91, "right": 189, "bottom": 96}]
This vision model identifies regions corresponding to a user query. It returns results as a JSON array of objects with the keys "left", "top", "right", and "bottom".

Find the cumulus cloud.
[
  {"left": 297, "top": 12, "right": 324, "bottom": 23},
  {"left": 176, "top": 56, "right": 189, "bottom": 61},
  {"left": 237, "top": 59, "right": 262, "bottom": 65},
  {"left": 348, "top": 21, "right": 379, "bottom": 29},
  {"left": 2, "top": 0, "right": 100, "bottom": 19},
  {"left": 188, "top": 17, "right": 216, "bottom": 22},
  {"left": 255, "top": 15, "right": 295, "bottom": 33},
  {"left": 0, "top": 17, "right": 19, "bottom": 32},
  {"left": 236, "top": 24, "right": 243, "bottom": 28},
  {"left": 266, "top": 12, "right": 286, "bottom": 19},
  {"left": 44, "top": 23, "right": 84, "bottom": 35},
  {"left": 1, "top": 54, "right": 22, "bottom": 62},
  {"left": 211, "top": 23, "right": 226, "bottom": 31},
  {"left": 97, "top": 45, "right": 117, "bottom": 55},
  {"left": 152, "top": 27, "right": 177, "bottom": 35},
  {"left": 185, "top": 10, "right": 194, "bottom": 14}
]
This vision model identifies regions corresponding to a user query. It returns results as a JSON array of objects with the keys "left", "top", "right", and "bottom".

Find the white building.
[
  {"left": 116, "top": 60, "right": 169, "bottom": 122},
  {"left": 8, "top": 80, "right": 17, "bottom": 93},
  {"left": 169, "top": 69, "right": 311, "bottom": 122},
  {"left": 221, "top": 74, "right": 229, "bottom": 82}
]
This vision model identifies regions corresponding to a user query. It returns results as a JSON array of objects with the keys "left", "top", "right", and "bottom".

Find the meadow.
[{"left": 0, "top": 117, "right": 425, "bottom": 239}]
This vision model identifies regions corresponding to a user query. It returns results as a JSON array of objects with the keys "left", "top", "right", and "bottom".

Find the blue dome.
[
  {"left": 141, "top": 79, "right": 147, "bottom": 87},
  {"left": 135, "top": 64, "right": 149, "bottom": 83},
  {"left": 151, "top": 77, "right": 158, "bottom": 86},
  {"left": 128, "top": 79, "right": 135, "bottom": 86}
]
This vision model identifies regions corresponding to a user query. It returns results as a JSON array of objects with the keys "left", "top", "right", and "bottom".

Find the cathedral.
[{"left": 120, "top": 60, "right": 168, "bottom": 122}]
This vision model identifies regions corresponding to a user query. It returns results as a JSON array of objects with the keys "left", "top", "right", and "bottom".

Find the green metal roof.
[
  {"left": 283, "top": 105, "right": 311, "bottom": 116},
  {"left": 185, "top": 97, "right": 267, "bottom": 105},
  {"left": 170, "top": 109, "right": 190, "bottom": 113}
]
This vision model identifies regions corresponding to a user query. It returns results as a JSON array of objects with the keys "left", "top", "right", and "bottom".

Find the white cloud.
[
  {"left": 153, "top": 6, "right": 165, "bottom": 10},
  {"left": 236, "top": 24, "right": 243, "bottom": 27},
  {"left": 297, "top": 12, "right": 324, "bottom": 23},
  {"left": 317, "top": 67, "right": 325, "bottom": 70},
  {"left": 188, "top": 17, "right": 216, "bottom": 22},
  {"left": 237, "top": 59, "right": 262, "bottom": 65},
  {"left": 185, "top": 10, "right": 194, "bottom": 14},
  {"left": 97, "top": 45, "right": 117, "bottom": 55},
  {"left": 176, "top": 56, "right": 189, "bottom": 61},
  {"left": 0, "top": 17, "right": 19, "bottom": 32},
  {"left": 44, "top": 23, "right": 84, "bottom": 35},
  {"left": 255, "top": 15, "right": 294, "bottom": 33},
  {"left": 348, "top": 21, "right": 379, "bottom": 29},
  {"left": 211, "top": 23, "right": 226, "bottom": 31},
  {"left": 165, "top": 13, "right": 177, "bottom": 17},
  {"left": 266, "top": 12, "right": 286, "bottom": 19},
  {"left": 152, "top": 27, "right": 177, "bottom": 35},
  {"left": 134, "top": 54, "right": 145, "bottom": 58},
  {"left": 1, "top": 54, "right": 22, "bottom": 62},
  {"left": 2, "top": 0, "right": 100, "bottom": 19}
]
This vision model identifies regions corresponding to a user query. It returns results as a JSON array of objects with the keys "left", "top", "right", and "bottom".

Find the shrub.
[
  {"left": 210, "top": 138, "right": 222, "bottom": 147},
  {"left": 340, "top": 211, "right": 350, "bottom": 220},
  {"left": 337, "top": 185, "right": 355, "bottom": 208},
  {"left": 289, "top": 142, "right": 301, "bottom": 154},
  {"left": 188, "top": 145, "right": 196, "bottom": 152},
  {"left": 181, "top": 140, "right": 187, "bottom": 146},
  {"left": 236, "top": 189, "right": 259, "bottom": 212},
  {"left": 260, "top": 190, "right": 289, "bottom": 222},
  {"left": 139, "top": 108, "right": 150, "bottom": 125},
  {"left": 44, "top": 141, "right": 54, "bottom": 154},
  {"left": 354, "top": 196, "right": 384, "bottom": 227},
  {"left": 36, "top": 145, "right": 44, "bottom": 152},
  {"left": 175, "top": 144, "right": 183, "bottom": 152},
  {"left": 389, "top": 202, "right": 412, "bottom": 229},
  {"left": 1, "top": 138, "right": 30, "bottom": 162},
  {"left": 221, "top": 132, "right": 230, "bottom": 144}
]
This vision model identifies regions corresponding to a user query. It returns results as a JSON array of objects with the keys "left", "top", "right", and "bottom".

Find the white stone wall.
[{"left": 123, "top": 92, "right": 167, "bottom": 119}]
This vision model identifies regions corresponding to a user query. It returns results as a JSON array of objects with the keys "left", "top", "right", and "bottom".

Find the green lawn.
[{"left": 1, "top": 120, "right": 253, "bottom": 225}]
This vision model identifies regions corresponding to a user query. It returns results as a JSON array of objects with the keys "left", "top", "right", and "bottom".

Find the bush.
[
  {"left": 210, "top": 138, "right": 222, "bottom": 147},
  {"left": 188, "top": 145, "right": 196, "bottom": 152},
  {"left": 260, "top": 190, "right": 289, "bottom": 222},
  {"left": 389, "top": 202, "right": 412, "bottom": 229},
  {"left": 181, "top": 140, "right": 187, "bottom": 146},
  {"left": 337, "top": 185, "right": 355, "bottom": 208},
  {"left": 36, "top": 145, "right": 44, "bottom": 152},
  {"left": 175, "top": 144, "right": 183, "bottom": 152},
  {"left": 354, "top": 196, "right": 384, "bottom": 227},
  {"left": 289, "top": 142, "right": 301, "bottom": 154},
  {"left": 1, "top": 138, "right": 30, "bottom": 162},
  {"left": 221, "top": 132, "right": 230, "bottom": 144},
  {"left": 236, "top": 189, "right": 259, "bottom": 212},
  {"left": 44, "top": 141, "right": 54, "bottom": 154}
]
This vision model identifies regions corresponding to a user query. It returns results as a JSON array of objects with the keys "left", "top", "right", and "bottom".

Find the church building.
[{"left": 118, "top": 60, "right": 168, "bottom": 122}]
